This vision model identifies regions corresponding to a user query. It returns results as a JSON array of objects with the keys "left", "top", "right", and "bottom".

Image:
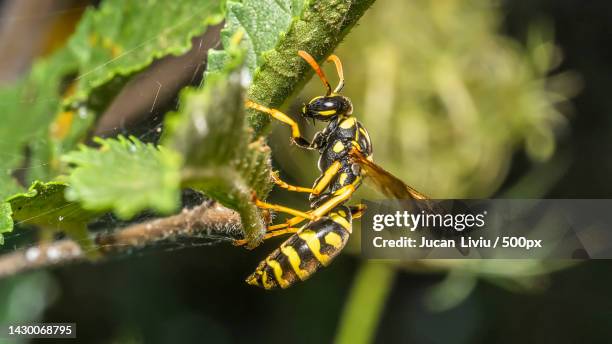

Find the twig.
[{"left": 0, "top": 201, "right": 241, "bottom": 279}]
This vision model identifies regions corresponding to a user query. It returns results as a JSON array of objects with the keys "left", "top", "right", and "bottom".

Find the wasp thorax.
[{"left": 303, "top": 95, "right": 353, "bottom": 121}]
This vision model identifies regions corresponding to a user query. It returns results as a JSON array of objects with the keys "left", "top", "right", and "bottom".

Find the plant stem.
[
  {"left": 247, "top": 0, "right": 377, "bottom": 135},
  {"left": 334, "top": 261, "right": 396, "bottom": 344},
  {"left": 0, "top": 201, "right": 240, "bottom": 279}
]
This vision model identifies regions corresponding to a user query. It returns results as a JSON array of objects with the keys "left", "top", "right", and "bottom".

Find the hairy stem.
[{"left": 0, "top": 201, "right": 241, "bottom": 279}]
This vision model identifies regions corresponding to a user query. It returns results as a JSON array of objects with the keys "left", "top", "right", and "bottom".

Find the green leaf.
[
  {"left": 7, "top": 181, "right": 91, "bottom": 225},
  {"left": 165, "top": 49, "right": 272, "bottom": 246},
  {"left": 3, "top": 181, "right": 100, "bottom": 251},
  {"left": 63, "top": 136, "right": 182, "bottom": 219},
  {"left": 0, "top": 82, "right": 27, "bottom": 196},
  {"left": 0, "top": 202, "right": 12, "bottom": 245},
  {"left": 205, "top": 0, "right": 306, "bottom": 131},
  {"left": 206, "top": 0, "right": 305, "bottom": 76},
  {"left": 48, "top": 0, "right": 223, "bottom": 177},
  {"left": 1, "top": 0, "right": 224, "bottom": 193},
  {"left": 0, "top": 49, "right": 78, "bottom": 195},
  {"left": 66, "top": 0, "right": 223, "bottom": 110}
]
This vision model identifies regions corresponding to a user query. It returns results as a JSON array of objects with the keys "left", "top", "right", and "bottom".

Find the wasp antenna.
[
  {"left": 298, "top": 50, "right": 332, "bottom": 95},
  {"left": 326, "top": 54, "right": 344, "bottom": 93}
]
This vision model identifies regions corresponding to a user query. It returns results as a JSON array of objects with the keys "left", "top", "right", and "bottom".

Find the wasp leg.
[
  {"left": 269, "top": 201, "right": 365, "bottom": 233},
  {"left": 245, "top": 100, "right": 312, "bottom": 148},
  {"left": 254, "top": 198, "right": 315, "bottom": 221},
  {"left": 272, "top": 161, "right": 341, "bottom": 195},
  {"left": 309, "top": 179, "right": 360, "bottom": 220},
  {"left": 310, "top": 161, "right": 341, "bottom": 195},
  {"left": 349, "top": 203, "right": 367, "bottom": 219},
  {"left": 265, "top": 178, "right": 360, "bottom": 229},
  {"left": 267, "top": 215, "right": 308, "bottom": 231},
  {"left": 257, "top": 168, "right": 355, "bottom": 230},
  {"left": 271, "top": 171, "right": 316, "bottom": 193},
  {"left": 233, "top": 227, "right": 300, "bottom": 246}
]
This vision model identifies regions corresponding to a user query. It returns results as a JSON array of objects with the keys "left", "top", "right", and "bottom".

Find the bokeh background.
[{"left": 1, "top": 0, "right": 612, "bottom": 343}]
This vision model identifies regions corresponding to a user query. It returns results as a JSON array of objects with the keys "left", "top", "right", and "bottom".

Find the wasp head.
[{"left": 302, "top": 95, "right": 353, "bottom": 122}]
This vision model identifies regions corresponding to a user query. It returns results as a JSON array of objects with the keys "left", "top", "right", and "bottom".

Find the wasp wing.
[
  {"left": 350, "top": 148, "right": 430, "bottom": 200},
  {"left": 350, "top": 148, "right": 468, "bottom": 255}
]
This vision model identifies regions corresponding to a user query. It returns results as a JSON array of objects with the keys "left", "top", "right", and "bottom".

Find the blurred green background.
[{"left": 1, "top": 0, "right": 612, "bottom": 343}]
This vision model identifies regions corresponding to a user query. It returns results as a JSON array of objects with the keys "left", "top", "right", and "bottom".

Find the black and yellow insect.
[{"left": 236, "top": 51, "right": 431, "bottom": 290}]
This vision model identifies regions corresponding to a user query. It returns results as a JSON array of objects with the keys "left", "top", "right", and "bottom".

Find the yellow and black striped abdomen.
[{"left": 246, "top": 206, "right": 353, "bottom": 290}]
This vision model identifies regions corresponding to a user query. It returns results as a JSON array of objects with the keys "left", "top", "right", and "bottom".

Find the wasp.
[{"left": 236, "top": 51, "right": 432, "bottom": 290}]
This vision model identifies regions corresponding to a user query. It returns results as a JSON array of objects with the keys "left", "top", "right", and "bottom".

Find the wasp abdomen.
[{"left": 246, "top": 206, "right": 352, "bottom": 290}]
